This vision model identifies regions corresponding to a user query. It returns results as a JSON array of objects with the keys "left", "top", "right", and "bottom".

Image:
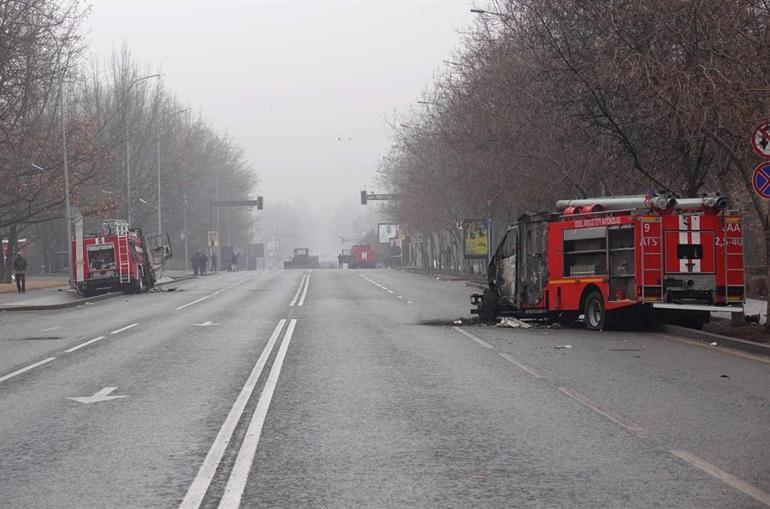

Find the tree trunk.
[
  {"left": 1, "top": 224, "right": 18, "bottom": 283},
  {"left": 765, "top": 226, "right": 770, "bottom": 333}
]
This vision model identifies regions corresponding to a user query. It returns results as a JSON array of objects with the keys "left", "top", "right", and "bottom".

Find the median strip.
[{"left": 180, "top": 319, "right": 287, "bottom": 509}]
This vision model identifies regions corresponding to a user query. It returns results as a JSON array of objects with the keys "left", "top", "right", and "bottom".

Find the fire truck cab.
[
  {"left": 471, "top": 194, "right": 744, "bottom": 330},
  {"left": 348, "top": 244, "right": 377, "bottom": 269},
  {"left": 72, "top": 219, "right": 156, "bottom": 296}
]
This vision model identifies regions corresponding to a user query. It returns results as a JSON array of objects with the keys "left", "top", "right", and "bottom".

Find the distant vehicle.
[
  {"left": 283, "top": 248, "right": 320, "bottom": 269},
  {"left": 348, "top": 244, "right": 377, "bottom": 269},
  {"left": 471, "top": 194, "right": 745, "bottom": 330},
  {"left": 72, "top": 219, "right": 156, "bottom": 296}
]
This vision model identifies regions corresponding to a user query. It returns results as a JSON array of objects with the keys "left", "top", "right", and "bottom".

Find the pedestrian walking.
[
  {"left": 338, "top": 254, "right": 343, "bottom": 269},
  {"left": 192, "top": 252, "right": 199, "bottom": 275},
  {"left": 201, "top": 253, "right": 208, "bottom": 275},
  {"left": 231, "top": 251, "right": 239, "bottom": 271},
  {"left": 13, "top": 254, "right": 27, "bottom": 293}
]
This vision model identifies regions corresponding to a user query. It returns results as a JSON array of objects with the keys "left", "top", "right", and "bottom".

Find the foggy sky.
[{"left": 83, "top": 0, "right": 473, "bottom": 215}]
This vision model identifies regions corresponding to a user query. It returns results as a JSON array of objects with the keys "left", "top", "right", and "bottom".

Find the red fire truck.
[
  {"left": 72, "top": 219, "right": 156, "bottom": 296},
  {"left": 471, "top": 194, "right": 744, "bottom": 329},
  {"left": 348, "top": 244, "right": 377, "bottom": 269}
]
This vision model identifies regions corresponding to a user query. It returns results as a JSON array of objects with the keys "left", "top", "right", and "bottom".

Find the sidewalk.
[
  {"left": 0, "top": 271, "right": 197, "bottom": 311},
  {"left": 0, "top": 274, "right": 68, "bottom": 295}
]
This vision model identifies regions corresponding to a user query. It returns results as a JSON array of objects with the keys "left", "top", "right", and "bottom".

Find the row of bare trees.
[
  {"left": 380, "top": 0, "right": 770, "bottom": 284},
  {"left": 0, "top": 0, "right": 257, "bottom": 281}
]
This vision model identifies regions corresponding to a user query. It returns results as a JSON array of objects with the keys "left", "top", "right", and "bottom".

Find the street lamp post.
[
  {"left": 125, "top": 73, "right": 162, "bottom": 226},
  {"left": 156, "top": 108, "right": 188, "bottom": 237}
]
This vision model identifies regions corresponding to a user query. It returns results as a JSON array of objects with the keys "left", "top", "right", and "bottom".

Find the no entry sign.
[
  {"left": 752, "top": 162, "right": 770, "bottom": 199},
  {"left": 752, "top": 120, "right": 770, "bottom": 159}
]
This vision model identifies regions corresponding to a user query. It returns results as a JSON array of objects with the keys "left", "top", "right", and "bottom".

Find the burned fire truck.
[
  {"left": 348, "top": 244, "right": 377, "bottom": 269},
  {"left": 72, "top": 219, "right": 156, "bottom": 296},
  {"left": 471, "top": 194, "right": 744, "bottom": 330}
]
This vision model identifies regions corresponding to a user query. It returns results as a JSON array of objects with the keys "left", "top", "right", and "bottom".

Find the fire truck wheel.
[{"left": 583, "top": 291, "right": 606, "bottom": 330}]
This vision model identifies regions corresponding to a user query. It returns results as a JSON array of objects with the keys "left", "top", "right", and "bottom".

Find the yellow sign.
[{"left": 463, "top": 220, "right": 489, "bottom": 259}]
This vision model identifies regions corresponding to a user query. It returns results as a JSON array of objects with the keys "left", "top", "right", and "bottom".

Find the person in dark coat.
[
  {"left": 192, "top": 252, "right": 200, "bottom": 275},
  {"left": 13, "top": 254, "right": 27, "bottom": 293},
  {"left": 201, "top": 253, "right": 208, "bottom": 275}
]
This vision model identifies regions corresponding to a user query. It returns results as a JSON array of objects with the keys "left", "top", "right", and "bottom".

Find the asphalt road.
[{"left": 0, "top": 269, "right": 768, "bottom": 508}]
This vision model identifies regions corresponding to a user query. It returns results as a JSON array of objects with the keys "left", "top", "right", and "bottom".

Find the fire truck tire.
[
  {"left": 583, "top": 291, "right": 606, "bottom": 330},
  {"left": 480, "top": 288, "right": 499, "bottom": 321}
]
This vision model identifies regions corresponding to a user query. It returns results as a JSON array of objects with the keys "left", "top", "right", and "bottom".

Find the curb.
[
  {"left": 664, "top": 324, "right": 770, "bottom": 357},
  {"left": 402, "top": 267, "right": 487, "bottom": 286},
  {"left": 0, "top": 275, "right": 199, "bottom": 312}
]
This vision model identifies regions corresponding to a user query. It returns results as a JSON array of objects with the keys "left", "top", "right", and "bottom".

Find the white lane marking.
[
  {"left": 0, "top": 357, "right": 56, "bottom": 383},
  {"left": 110, "top": 323, "right": 139, "bottom": 335},
  {"left": 180, "top": 320, "right": 287, "bottom": 509},
  {"left": 289, "top": 274, "right": 308, "bottom": 307},
  {"left": 297, "top": 273, "right": 310, "bottom": 307},
  {"left": 498, "top": 352, "right": 542, "bottom": 378},
  {"left": 452, "top": 326, "right": 493, "bottom": 349},
  {"left": 656, "top": 333, "right": 770, "bottom": 366},
  {"left": 68, "top": 386, "right": 128, "bottom": 404},
  {"left": 193, "top": 321, "right": 218, "bottom": 327},
  {"left": 219, "top": 319, "right": 297, "bottom": 509},
  {"left": 176, "top": 295, "right": 211, "bottom": 311},
  {"left": 42, "top": 326, "right": 59, "bottom": 332},
  {"left": 397, "top": 295, "right": 403, "bottom": 299},
  {"left": 212, "top": 290, "right": 223, "bottom": 295},
  {"left": 407, "top": 301, "right": 414, "bottom": 304},
  {"left": 386, "top": 289, "right": 395, "bottom": 294},
  {"left": 670, "top": 449, "right": 770, "bottom": 506},
  {"left": 65, "top": 336, "right": 105, "bottom": 353},
  {"left": 558, "top": 387, "right": 644, "bottom": 433}
]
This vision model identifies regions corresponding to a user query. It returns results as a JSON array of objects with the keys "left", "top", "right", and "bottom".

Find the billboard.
[
  {"left": 463, "top": 219, "right": 490, "bottom": 259},
  {"left": 378, "top": 223, "right": 400, "bottom": 244}
]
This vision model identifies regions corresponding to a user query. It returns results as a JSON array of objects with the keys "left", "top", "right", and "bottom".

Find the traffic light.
[
  {"left": 257, "top": 196, "right": 263, "bottom": 210},
  {"left": 360, "top": 190, "right": 367, "bottom": 205}
]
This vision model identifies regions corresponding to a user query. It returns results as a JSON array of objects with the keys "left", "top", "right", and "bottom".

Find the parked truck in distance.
[
  {"left": 283, "top": 248, "right": 320, "bottom": 269},
  {"left": 471, "top": 193, "right": 744, "bottom": 330},
  {"left": 348, "top": 244, "right": 377, "bottom": 268}
]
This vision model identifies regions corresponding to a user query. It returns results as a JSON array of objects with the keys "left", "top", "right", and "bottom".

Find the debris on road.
[
  {"left": 710, "top": 341, "right": 718, "bottom": 346},
  {"left": 453, "top": 320, "right": 463, "bottom": 325},
  {"left": 720, "top": 374, "right": 730, "bottom": 378},
  {"left": 497, "top": 318, "right": 531, "bottom": 329},
  {"left": 554, "top": 344, "right": 572, "bottom": 350}
]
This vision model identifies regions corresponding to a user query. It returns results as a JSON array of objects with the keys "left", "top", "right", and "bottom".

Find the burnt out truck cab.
[{"left": 472, "top": 194, "right": 745, "bottom": 330}]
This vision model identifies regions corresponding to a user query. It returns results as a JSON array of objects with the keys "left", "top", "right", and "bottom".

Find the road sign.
[
  {"left": 208, "top": 230, "right": 219, "bottom": 247},
  {"left": 752, "top": 162, "right": 770, "bottom": 199},
  {"left": 456, "top": 220, "right": 464, "bottom": 230},
  {"left": 752, "top": 120, "right": 770, "bottom": 159}
]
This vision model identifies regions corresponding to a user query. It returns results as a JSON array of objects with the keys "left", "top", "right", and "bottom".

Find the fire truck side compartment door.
[
  {"left": 495, "top": 227, "right": 517, "bottom": 306},
  {"left": 517, "top": 218, "right": 548, "bottom": 308}
]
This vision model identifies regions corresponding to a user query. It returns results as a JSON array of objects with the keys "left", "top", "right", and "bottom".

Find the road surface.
[{"left": 0, "top": 269, "right": 768, "bottom": 508}]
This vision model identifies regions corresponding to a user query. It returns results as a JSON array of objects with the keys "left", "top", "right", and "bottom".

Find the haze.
[{"left": 83, "top": 0, "right": 471, "bottom": 252}]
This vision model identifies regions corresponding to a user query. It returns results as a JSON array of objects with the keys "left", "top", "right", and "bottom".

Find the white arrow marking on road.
[
  {"left": 68, "top": 387, "right": 128, "bottom": 404},
  {"left": 193, "top": 321, "right": 218, "bottom": 327}
]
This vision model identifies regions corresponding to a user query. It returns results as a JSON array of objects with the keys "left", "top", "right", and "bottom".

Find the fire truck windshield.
[{"left": 677, "top": 244, "right": 703, "bottom": 259}]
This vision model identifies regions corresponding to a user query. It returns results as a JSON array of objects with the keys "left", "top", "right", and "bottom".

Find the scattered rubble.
[{"left": 497, "top": 318, "right": 531, "bottom": 329}]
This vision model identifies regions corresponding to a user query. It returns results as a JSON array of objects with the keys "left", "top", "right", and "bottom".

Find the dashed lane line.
[
  {"left": 179, "top": 319, "right": 287, "bottom": 509},
  {"left": 0, "top": 357, "right": 56, "bottom": 383},
  {"left": 498, "top": 352, "right": 542, "bottom": 378},
  {"left": 558, "top": 386, "right": 644, "bottom": 433},
  {"left": 670, "top": 449, "right": 770, "bottom": 507},
  {"left": 219, "top": 319, "right": 298, "bottom": 509},
  {"left": 356, "top": 272, "right": 414, "bottom": 304},
  {"left": 65, "top": 336, "right": 105, "bottom": 353},
  {"left": 289, "top": 273, "right": 308, "bottom": 307},
  {"left": 110, "top": 323, "right": 139, "bottom": 335},
  {"left": 176, "top": 295, "right": 211, "bottom": 311},
  {"left": 452, "top": 326, "right": 493, "bottom": 349}
]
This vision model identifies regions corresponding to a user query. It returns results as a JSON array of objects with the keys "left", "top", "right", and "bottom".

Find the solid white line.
[
  {"left": 219, "top": 319, "right": 297, "bottom": 509},
  {"left": 452, "top": 326, "right": 493, "bottom": 349},
  {"left": 42, "top": 326, "right": 59, "bottom": 332},
  {"left": 671, "top": 450, "right": 770, "bottom": 506},
  {"left": 297, "top": 273, "right": 310, "bottom": 306},
  {"left": 179, "top": 319, "right": 287, "bottom": 509},
  {"left": 110, "top": 323, "right": 139, "bottom": 335},
  {"left": 498, "top": 352, "right": 542, "bottom": 378},
  {"left": 386, "top": 289, "right": 395, "bottom": 294},
  {"left": 176, "top": 295, "right": 211, "bottom": 311},
  {"left": 559, "top": 387, "right": 644, "bottom": 433},
  {"left": 65, "top": 336, "right": 105, "bottom": 353},
  {"left": 0, "top": 357, "right": 56, "bottom": 383},
  {"left": 289, "top": 274, "right": 307, "bottom": 307}
]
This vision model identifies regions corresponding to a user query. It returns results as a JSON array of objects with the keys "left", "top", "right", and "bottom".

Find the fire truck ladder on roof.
[
  {"left": 116, "top": 234, "right": 131, "bottom": 284},
  {"left": 640, "top": 217, "right": 664, "bottom": 301}
]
